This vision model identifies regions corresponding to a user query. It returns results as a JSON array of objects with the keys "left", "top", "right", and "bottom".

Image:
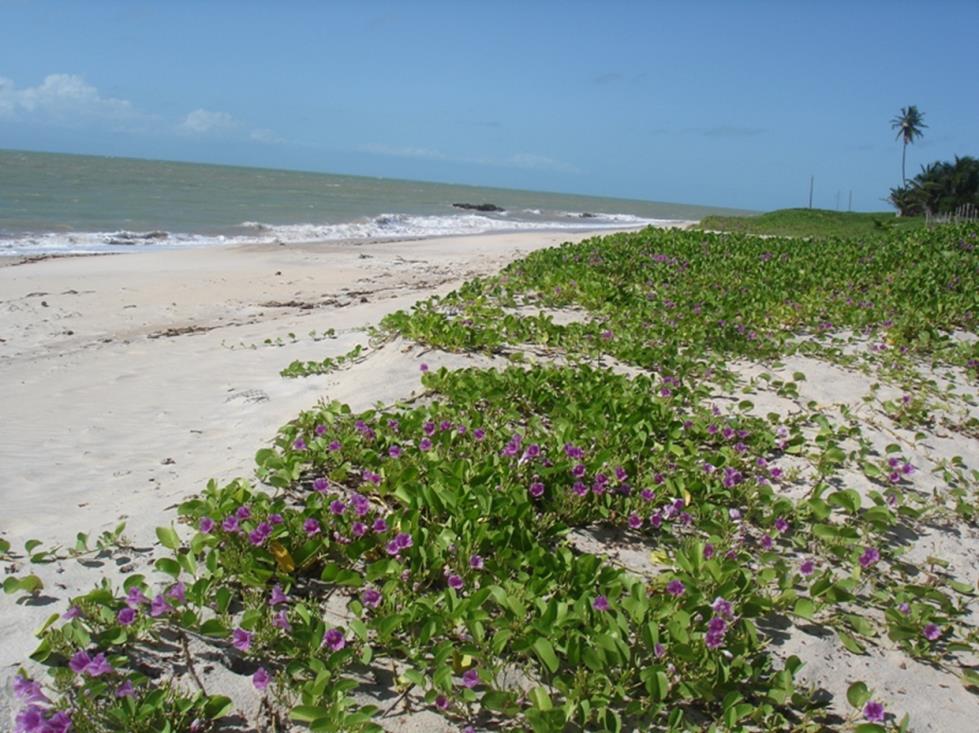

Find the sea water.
[{"left": 0, "top": 149, "right": 748, "bottom": 256}]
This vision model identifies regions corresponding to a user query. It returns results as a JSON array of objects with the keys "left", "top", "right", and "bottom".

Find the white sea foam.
[{"left": 0, "top": 212, "right": 682, "bottom": 256}]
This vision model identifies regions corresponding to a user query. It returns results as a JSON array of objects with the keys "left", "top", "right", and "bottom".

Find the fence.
[{"left": 926, "top": 203, "right": 979, "bottom": 226}]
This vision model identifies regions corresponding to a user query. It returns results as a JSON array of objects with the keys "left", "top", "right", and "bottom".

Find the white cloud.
[
  {"left": 0, "top": 73, "right": 137, "bottom": 122},
  {"left": 250, "top": 127, "right": 285, "bottom": 144},
  {"left": 178, "top": 108, "right": 238, "bottom": 135}
]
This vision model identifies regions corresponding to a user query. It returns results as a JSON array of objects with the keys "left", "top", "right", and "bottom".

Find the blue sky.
[{"left": 1, "top": 0, "right": 977, "bottom": 211}]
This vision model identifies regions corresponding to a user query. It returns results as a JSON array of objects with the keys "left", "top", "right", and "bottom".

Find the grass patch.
[{"left": 698, "top": 208, "right": 926, "bottom": 238}]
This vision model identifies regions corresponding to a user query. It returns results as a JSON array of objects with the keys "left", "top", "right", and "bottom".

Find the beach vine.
[{"left": 8, "top": 224, "right": 979, "bottom": 732}]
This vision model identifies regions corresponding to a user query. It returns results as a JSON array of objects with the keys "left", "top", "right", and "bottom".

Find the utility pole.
[{"left": 808, "top": 175, "right": 814, "bottom": 209}]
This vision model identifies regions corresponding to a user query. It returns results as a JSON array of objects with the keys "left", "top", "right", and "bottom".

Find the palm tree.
[{"left": 890, "top": 105, "right": 927, "bottom": 184}]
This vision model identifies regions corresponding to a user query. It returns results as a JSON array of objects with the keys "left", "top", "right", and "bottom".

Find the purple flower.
[
  {"left": 666, "top": 580, "right": 685, "bottom": 597},
  {"left": 248, "top": 525, "right": 270, "bottom": 546},
  {"left": 115, "top": 680, "right": 135, "bottom": 698},
  {"left": 592, "top": 595, "right": 609, "bottom": 611},
  {"left": 760, "top": 534, "right": 774, "bottom": 551},
  {"left": 293, "top": 438, "right": 307, "bottom": 451},
  {"left": 328, "top": 440, "right": 341, "bottom": 452},
  {"left": 351, "top": 521, "right": 367, "bottom": 537},
  {"left": 641, "top": 488, "right": 655, "bottom": 502},
  {"left": 323, "top": 627, "right": 346, "bottom": 652},
  {"left": 423, "top": 421, "right": 436, "bottom": 436},
  {"left": 126, "top": 586, "right": 150, "bottom": 608},
  {"left": 388, "top": 445, "right": 402, "bottom": 458},
  {"left": 800, "top": 559, "right": 815, "bottom": 577},
  {"left": 61, "top": 605, "right": 82, "bottom": 621},
  {"left": 304, "top": 518, "right": 321, "bottom": 536},
  {"left": 386, "top": 539, "right": 401, "bottom": 556},
  {"left": 473, "top": 428, "right": 486, "bottom": 441},
  {"left": 419, "top": 362, "right": 429, "bottom": 372},
  {"left": 627, "top": 513, "right": 643, "bottom": 530},
  {"left": 235, "top": 505, "right": 252, "bottom": 521},
  {"left": 84, "top": 653, "right": 113, "bottom": 677},
  {"left": 863, "top": 700, "right": 885, "bottom": 723},
  {"left": 703, "top": 543, "right": 715, "bottom": 560},
  {"left": 373, "top": 517, "right": 389, "bottom": 533},
  {"left": 68, "top": 651, "right": 91, "bottom": 674},
  {"left": 469, "top": 554, "right": 484, "bottom": 570},
  {"left": 221, "top": 515, "right": 240, "bottom": 533},
  {"left": 315, "top": 423, "right": 327, "bottom": 436},
  {"left": 529, "top": 480, "right": 545, "bottom": 498},
  {"left": 419, "top": 437, "right": 433, "bottom": 452},
  {"left": 898, "top": 602, "right": 910, "bottom": 615},
  {"left": 232, "top": 627, "right": 252, "bottom": 652},
  {"left": 313, "top": 477, "right": 329, "bottom": 493},
  {"left": 859, "top": 546, "right": 880, "bottom": 569},
  {"left": 712, "top": 597, "right": 734, "bottom": 618},
  {"left": 362, "top": 588, "right": 382, "bottom": 608},
  {"left": 447, "top": 574, "right": 464, "bottom": 591},
  {"left": 12, "top": 675, "right": 47, "bottom": 704},
  {"left": 572, "top": 481, "right": 588, "bottom": 497},
  {"left": 199, "top": 516, "right": 215, "bottom": 534},
  {"left": 708, "top": 616, "right": 728, "bottom": 634},
  {"left": 923, "top": 623, "right": 941, "bottom": 641},
  {"left": 273, "top": 610, "right": 291, "bottom": 631},
  {"left": 774, "top": 517, "right": 789, "bottom": 534},
  {"left": 351, "top": 495, "right": 369, "bottom": 516},
  {"left": 252, "top": 667, "right": 270, "bottom": 692},
  {"left": 14, "top": 705, "right": 45, "bottom": 733},
  {"left": 117, "top": 607, "right": 137, "bottom": 626},
  {"left": 395, "top": 532, "right": 413, "bottom": 549},
  {"left": 269, "top": 584, "right": 288, "bottom": 606},
  {"left": 167, "top": 581, "right": 186, "bottom": 604},
  {"left": 435, "top": 694, "right": 449, "bottom": 710},
  {"left": 653, "top": 642, "right": 666, "bottom": 658},
  {"left": 329, "top": 500, "right": 347, "bottom": 516},
  {"left": 461, "top": 668, "right": 479, "bottom": 689}
]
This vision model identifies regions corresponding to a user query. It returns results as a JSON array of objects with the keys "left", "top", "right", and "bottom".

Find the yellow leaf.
[
  {"left": 269, "top": 541, "right": 296, "bottom": 573},
  {"left": 648, "top": 550, "right": 671, "bottom": 567}
]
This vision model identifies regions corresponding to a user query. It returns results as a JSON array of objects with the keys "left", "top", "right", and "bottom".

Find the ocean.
[{"left": 0, "top": 149, "right": 747, "bottom": 256}]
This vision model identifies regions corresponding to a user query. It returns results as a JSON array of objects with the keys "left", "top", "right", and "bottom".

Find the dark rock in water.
[
  {"left": 452, "top": 203, "right": 505, "bottom": 213},
  {"left": 107, "top": 230, "right": 169, "bottom": 245},
  {"left": 578, "top": 212, "right": 596, "bottom": 219}
]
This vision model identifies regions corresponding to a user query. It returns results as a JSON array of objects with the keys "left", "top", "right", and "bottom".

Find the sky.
[{"left": 1, "top": 0, "right": 977, "bottom": 212}]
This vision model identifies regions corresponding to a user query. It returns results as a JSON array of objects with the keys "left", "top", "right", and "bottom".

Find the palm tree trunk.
[{"left": 901, "top": 142, "right": 907, "bottom": 184}]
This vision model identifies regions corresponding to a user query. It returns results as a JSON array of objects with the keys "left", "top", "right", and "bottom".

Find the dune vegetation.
[{"left": 7, "top": 223, "right": 979, "bottom": 732}]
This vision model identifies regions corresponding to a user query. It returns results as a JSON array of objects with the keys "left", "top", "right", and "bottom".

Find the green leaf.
[
  {"left": 154, "top": 558, "right": 181, "bottom": 578},
  {"left": 199, "top": 619, "right": 228, "bottom": 637},
  {"left": 290, "top": 706, "right": 331, "bottom": 723},
  {"left": 529, "top": 686, "right": 553, "bottom": 711},
  {"left": 202, "top": 695, "right": 232, "bottom": 719},
  {"left": 532, "top": 637, "right": 559, "bottom": 674},
  {"left": 793, "top": 597, "right": 816, "bottom": 620},
  {"left": 838, "top": 630, "right": 866, "bottom": 655},
  {"left": 155, "top": 526, "right": 181, "bottom": 550},
  {"left": 962, "top": 668, "right": 979, "bottom": 689},
  {"left": 846, "top": 681, "right": 871, "bottom": 708}
]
